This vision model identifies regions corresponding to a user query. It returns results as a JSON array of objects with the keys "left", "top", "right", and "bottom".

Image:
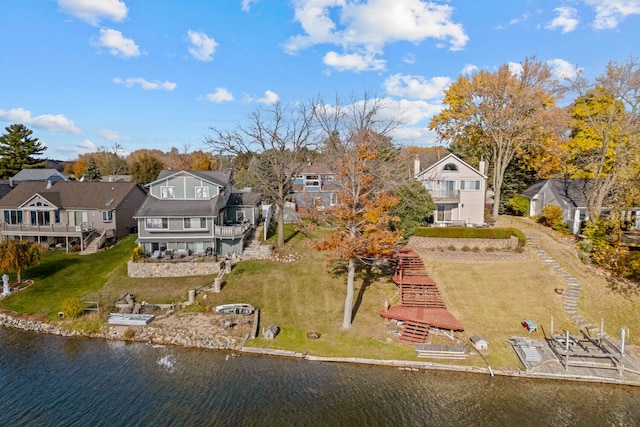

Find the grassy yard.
[{"left": 1, "top": 219, "right": 638, "bottom": 369}]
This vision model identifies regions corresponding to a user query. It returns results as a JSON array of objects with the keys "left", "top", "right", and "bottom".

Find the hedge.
[{"left": 413, "top": 227, "right": 526, "bottom": 247}]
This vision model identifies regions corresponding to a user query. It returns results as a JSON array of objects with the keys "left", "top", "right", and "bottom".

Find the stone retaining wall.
[
  {"left": 409, "top": 235, "right": 519, "bottom": 251},
  {"left": 127, "top": 260, "right": 221, "bottom": 278}
]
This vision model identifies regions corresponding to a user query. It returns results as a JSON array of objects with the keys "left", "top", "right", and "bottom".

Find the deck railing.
[
  {"left": 0, "top": 222, "right": 92, "bottom": 235},
  {"left": 214, "top": 223, "right": 251, "bottom": 238}
]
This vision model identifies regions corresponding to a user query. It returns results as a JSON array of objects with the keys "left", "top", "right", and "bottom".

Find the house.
[
  {"left": 0, "top": 180, "right": 147, "bottom": 252},
  {"left": 290, "top": 162, "right": 339, "bottom": 212},
  {"left": 11, "top": 168, "right": 68, "bottom": 184},
  {"left": 521, "top": 178, "right": 640, "bottom": 234},
  {"left": 134, "top": 170, "right": 260, "bottom": 258},
  {"left": 414, "top": 153, "right": 487, "bottom": 227}
]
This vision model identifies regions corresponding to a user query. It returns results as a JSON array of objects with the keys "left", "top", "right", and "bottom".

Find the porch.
[{"left": 0, "top": 222, "right": 95, "bottom": 252}]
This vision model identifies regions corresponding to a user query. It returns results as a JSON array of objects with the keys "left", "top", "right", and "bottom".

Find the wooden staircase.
[{"left": 399, "top": 319, "right": 431, "bottom": 344}]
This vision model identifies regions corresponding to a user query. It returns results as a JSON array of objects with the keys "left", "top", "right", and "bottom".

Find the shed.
[
  {"left": 263, "top": 324, "right": 279, "bottom": 340},
  {"left": 470, "top": 334, "right": 488, "bottom": 351}
]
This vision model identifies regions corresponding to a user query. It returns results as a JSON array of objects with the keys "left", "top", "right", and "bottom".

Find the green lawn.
[{"left": 1, "top": 220, "right": 638, "bottom": 368}]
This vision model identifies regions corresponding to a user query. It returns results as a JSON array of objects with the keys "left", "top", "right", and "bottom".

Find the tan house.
[
  {"left": 415, "top": 153, "right": 487, "bottom": 227},
  {"left": 0, "top": 180, "right": 147, "bottom": 252}
]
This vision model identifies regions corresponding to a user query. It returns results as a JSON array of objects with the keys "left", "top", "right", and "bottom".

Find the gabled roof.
[
  {"left": 150, "top": 170, "right": 232, "bottom": 188},
  {"left": 228, "top": 191, "right": 261, "bottom": 206},
  {"left": 0, "top": 181, "right": 143, "bottom": 210},
  {"left": 134, "top": 194, "right": 224, "bottom": 217},
  {"left": 415, "top": 153, "right": 487, "bottom": 179},
  {"left": 522, "top": 179, "right": 593, "bottom": 208},
  {"left": 12, "top": 168, "right": 67, "bottom": 182}
]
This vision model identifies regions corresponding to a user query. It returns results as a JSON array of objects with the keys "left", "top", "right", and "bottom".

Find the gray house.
[
  {"left": 0, "top": 180, "right": 146, "bottom": 252},
  {"left": 134, "top": 170, "right": 260, "bottom": 258},
  {"left": 522, "top": 179, "right": 640, "bottom": 234}
]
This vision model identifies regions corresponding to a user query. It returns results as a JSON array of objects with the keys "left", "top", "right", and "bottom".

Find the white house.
[{"left": 415, "top": 153, "right": 487, "bottom": 227}]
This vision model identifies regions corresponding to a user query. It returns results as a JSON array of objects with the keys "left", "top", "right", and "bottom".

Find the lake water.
[{"left": 0, "top": 326, "right": 638, "bottom": 426}]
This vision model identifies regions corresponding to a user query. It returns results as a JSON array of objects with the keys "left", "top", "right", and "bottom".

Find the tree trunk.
[
  {"left": 342, "top": 257, "right": 356, "bottom": 329},
  {"left": 277, "top": 203, "right": 285, "bottom": 247}
]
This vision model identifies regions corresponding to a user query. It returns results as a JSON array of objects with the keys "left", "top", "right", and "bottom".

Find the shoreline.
[{"left": 2, "top": 311, "right": 639, "bottom": 388}]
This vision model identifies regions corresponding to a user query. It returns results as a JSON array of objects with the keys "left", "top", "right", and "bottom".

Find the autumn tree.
[
  {"left": 205, "top": 101, "right": 318, "bottom": 247},
  {"left": 0, "top": 239, "right": 41, "bottom": 283},
  {"left": 0, "top": 124, "right": 47, "bottom": 179},
  {"left": 310, "top": 94, "right": 403, "bottom": 329},
  {"left": 564, "top": 57, "right": 640, "bottom": 222},
  {"left": 430, "top": 57, "right": 566, "bottom": 220},
  {"left": 130, "top": 153, "right": 164, "bottom": 184}
]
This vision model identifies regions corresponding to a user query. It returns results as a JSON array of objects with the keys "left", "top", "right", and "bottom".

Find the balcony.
[
  {"left": 0, "top": 222, "right": 93, "bottom": 238},
  {"left": 431, "top": 190, "right": 460, "bottom": 203},
  {"left": 214, "top": 222, "right": 252, "bottom": 238}
]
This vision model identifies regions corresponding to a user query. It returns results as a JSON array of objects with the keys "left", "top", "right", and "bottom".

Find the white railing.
[{"left": 214, "top": 223, "right": 251, "bottom": 238}]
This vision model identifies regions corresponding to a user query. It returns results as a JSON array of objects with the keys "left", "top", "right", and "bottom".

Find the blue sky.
[{"left": 0, "top": 0, "right": 638, "bottom": 161}]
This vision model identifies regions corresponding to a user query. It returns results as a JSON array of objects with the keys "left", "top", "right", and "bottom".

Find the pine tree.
[
  {"left": 0, "top": 124, "right": 46, "bottom": 179},
  {"left": 84, "top": 157, "right": 102, "bottom": 182}
]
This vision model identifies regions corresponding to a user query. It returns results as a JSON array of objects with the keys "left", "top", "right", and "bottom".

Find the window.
[
  {"left": 4, "top": 210, "right": 23, "bottom": 224},
  {"left": 330, "top": 193, "right": 338, "bottom": 206},
  {"left": 68, "top": 211, "right": 88, "bottom": 227},
  {"left": 460, "top": 180, "right": 480, "bottom": 190},
  {"left": 437, "top": 205, "right": 453, "bottom": 222},
  {"left": 422, "top": 181, "right": 434, "bottom": 191},
  {"left": 102, "top": 211, "right": 113, "bottom": 221},
  {"left": 443, "top": 163, "right": 459, "bottom": 171},
  {"left": 236, "top": 211, "right": 245, "bottom": 223},
  {"left": 184, "top": 217, "right": 206, "bottom": 229},
  {"left": 304, "top": 174, "right": 320, "bottom": 188},
  {"left": 440, "top": 181, "right": 457, "bottom": 197},
  {"left": 161, "top": 186, "right": 175, "bottom": 199},
  {"left": 195, "top": 186, "right": 209, "bottom": 199},
  {"left": 146, "top": 218, "right": 168, "bottom": 229}
]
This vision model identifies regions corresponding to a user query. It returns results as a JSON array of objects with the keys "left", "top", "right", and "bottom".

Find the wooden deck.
[
  {"left": 380, "top": 306, "right": 464, "bottom": 331},
  {"left": 380, "top": 247, "right": 464, "bottom": 340}
]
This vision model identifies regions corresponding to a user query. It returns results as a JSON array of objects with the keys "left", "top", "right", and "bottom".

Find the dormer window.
[
  {"left": 195, "top": 186, "right": 209, "bottom": 199},
  {"left": 161, "top": 186, "right": 175, "bottom": 199},
  {"left": 443, "top": 163, "right": 459, "bottom": 171}
]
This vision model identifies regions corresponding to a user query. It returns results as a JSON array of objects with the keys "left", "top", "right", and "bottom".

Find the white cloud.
[
  {"left": 253, "top": 90, "right": 279, "bottom": 104},
  {"left": 187, "top": 30, "right": 217, "bottom": 61},
  {"left": 56, "top": 139, "right": 98, "bottom": 159},
  {"left": 98, "top": 128, "right": 128, "bottom": 140},
  {"left": 206, "top": 88, "right": 234, "bottom": 103},
  {"left": 0, "top": 108, "right": 82, "bottom": 134},
  {"left": 547, "top": 59, "right": 580, "bottom": 80},
  {"left": 58, "top": 0, "right": 128, "bottom": 26},
  {"left": 323, "top": 51, "right": 386, "bottom": 72},
  {"left": 384, "top": 74, "right": 450, "bottom": 100},
  {"left": 586, "top": 0, "right": 640, "bottom": 29},
  {"left": 507, "top": 62, "right": 524, "bottom": 77},
  {"left": 546, "top": 7, "right": 579, "bottom": 33},
  {"left": 462, "top": 64, "right": 478, "bottom": 75},
  {"left": 94, "top": 28, "right": 140, "bottom": 58},
  {"left": 113, "top": 77, "right": 177, "bottom": 91},
  {"left": 285, "top": 0, "right": 468, "bottom": 70},
  {"left": 241, "top": 0, "right": 259, "bottom": 12}
]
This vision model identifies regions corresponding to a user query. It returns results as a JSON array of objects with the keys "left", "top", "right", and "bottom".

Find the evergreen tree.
[
  {"left": 84, "top": 157, "right": 102, "bottom": 182},
  {"left": 0, "top": 124, "right": 46, "bottom": 179}
]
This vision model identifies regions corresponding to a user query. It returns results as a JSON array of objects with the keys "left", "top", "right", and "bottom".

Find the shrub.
[
  {"left": 131, "top": 245, "right": 145, "bottom": 262},
  {"left": 538, "top": 205, "right": 564, "bottom": 228},
  {"left": 507, "top": 195, "right": 530, "bottom": 216},
  {"left": 60, "top": 297, "right": 85, "bottom": 320}
]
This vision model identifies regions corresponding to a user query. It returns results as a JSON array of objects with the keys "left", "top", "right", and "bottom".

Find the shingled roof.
[{"left": 0, "top": 181, "right": 143, "bottom": 210}]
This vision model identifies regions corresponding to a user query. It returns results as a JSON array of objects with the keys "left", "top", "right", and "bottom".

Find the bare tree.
[{"left": 204, "top": 101, "right": 318, "bottom": 247}]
